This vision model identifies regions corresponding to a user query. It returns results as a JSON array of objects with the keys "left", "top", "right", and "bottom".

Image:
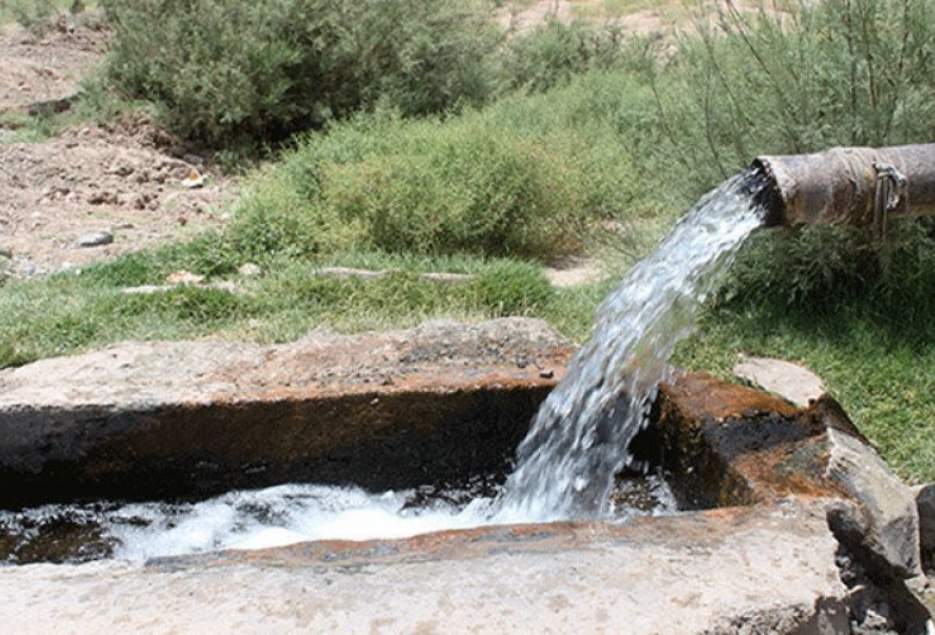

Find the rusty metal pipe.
[{"left": 753, "top": 144, "right": 935, "bottom": 227}]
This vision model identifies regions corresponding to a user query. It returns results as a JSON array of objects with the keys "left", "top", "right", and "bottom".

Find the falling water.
[{"left": 495, "top": 170, "right": 770, "bottom": 522}]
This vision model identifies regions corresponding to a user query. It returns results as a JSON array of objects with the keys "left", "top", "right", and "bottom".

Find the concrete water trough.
[{"left": 0, "top": 319, "right": 930, "bottom": 633}]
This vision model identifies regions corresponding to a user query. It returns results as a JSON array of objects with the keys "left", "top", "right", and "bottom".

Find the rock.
[
  {"left": 0, "top": 248, "right": 11, "bottom": 259},
  {"left": 915, "top": 484, "right": 935, "bottom": 567},
  {"left": 87, "top": 191, "right": 120, "bottom": 206},
  {"left": 825, "top": 425, "right": 921, "bottom": 579},
  {"left": 180, "top": 168, "right": 205, "bottom": 189},
  {"left": 733, "top": 355, "right": 826, "bottom": 407},
  {"left": 0, "top": 500, "right": 851, "bottom": 634},
  {"left": 656, "top": 375, "right": 921, "bottom": 579},
  {"left": 316, "top": 266, "right": 388, "bottom": 281},
  {"left": 122, "top": 281, "right": 241, "bottom": 295},
  {"left": 0, "top": 319, "right": 572, "bottom": 506},
  {"left": 313, "top": 266, "right": 474, "bottom": 284},
  {"left": 75, "top": 231, "right": 113, "bottom": 248},
  {"left": 237, "top": 263, "right": 262, "bottom": 277},
  {"left": 165, "top": 270, "right": 204, "bottom": 285}
]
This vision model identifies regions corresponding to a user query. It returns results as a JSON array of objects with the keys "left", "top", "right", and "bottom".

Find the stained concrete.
[
  {"left": 0, "top": 502, "right": 850, "bottom": 634},
  {"left": 0, "top": 319, "right": 573, "bottom": 506}
]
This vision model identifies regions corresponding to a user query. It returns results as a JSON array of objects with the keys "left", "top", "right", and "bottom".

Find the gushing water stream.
[{"left": 495, "top": 170, "right": 769, "bottom": 521}]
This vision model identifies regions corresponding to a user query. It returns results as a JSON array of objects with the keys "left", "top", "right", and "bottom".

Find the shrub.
[
  {"left": 1, "top": 0, "right": 57, "bottom": 36},
  {"left": 719, "top": 218, "right": 935, "bottom": 331},
  {"left": 100, "top": 0, "right": 500, "bottom": 147},
  {"left": 319, "top": 122, "right": 588, "bottom": 257},
  {"left": 645, "top": 0, "right": 935, "bottom": 196},
  {"left": 235, "top": 71, "right": 658, "bottom": 261},
  {"left": 502, "top": 19, "right": 633, "bottom": 93}
]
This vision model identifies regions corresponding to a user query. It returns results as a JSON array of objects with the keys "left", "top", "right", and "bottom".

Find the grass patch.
[{"left": 0, "top": 245, "right": 606, "bottom": 364}]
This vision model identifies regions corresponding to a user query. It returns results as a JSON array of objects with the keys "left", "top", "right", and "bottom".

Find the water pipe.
[{"left": 753, "top": 144, "right": 935, "bottom": 233}]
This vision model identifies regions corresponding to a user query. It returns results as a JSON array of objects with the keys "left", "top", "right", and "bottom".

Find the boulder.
[
  {"left": 915, "top": 483, "right": 935, "bottom": 569},
  {"left": 733, "top": 355, "right": 826, "bottom": 408},
  {"left": 654, "top": 374, "right": 921, "bottom": 579},
  {"left": 824, "top": 425, "right": 922, "bottom": 579}
]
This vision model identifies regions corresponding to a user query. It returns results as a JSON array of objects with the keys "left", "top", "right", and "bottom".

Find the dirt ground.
[
  {"left": 0, "top": 16, "right": 105, "bottom": 113},
  {"left": 0, "top": 20, "right": 235, "bottom": 278},
  {"left": 499, "top": 0, "right": 668, "bottom": 33}
]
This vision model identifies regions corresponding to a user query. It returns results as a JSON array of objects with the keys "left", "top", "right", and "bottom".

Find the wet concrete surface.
[{"left": 0, "top": 501, "right": 850, "bottom": 634}]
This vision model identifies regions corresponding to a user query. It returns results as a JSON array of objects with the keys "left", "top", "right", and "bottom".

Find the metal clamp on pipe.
[{"left": 752, "top": 144, "right": 935, "bottom": 228}]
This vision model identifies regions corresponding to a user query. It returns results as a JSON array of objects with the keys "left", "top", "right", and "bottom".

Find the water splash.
[
  {"left": 496, "top": 171, "right": 769, "bottom": 521},
  {"left": 0, "top": 475, "right": 677, "bottom": 563}
]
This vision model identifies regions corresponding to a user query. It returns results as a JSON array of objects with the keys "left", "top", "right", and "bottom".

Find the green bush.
[
  {"left": 718, "top": 218, "right": 935, "bottom": 331},
  {"left": 101, "top": 0, "right": 499, "bottom": 147},
  {"left": 645, "top": 0, "right": 935, "bottom": 195},
  {"left": 502, "top": 19, "right": 633, "bottom": 93},
  {"left": 234, "top": 71, "right": 658, "bottom": 261},
  {"left": 1, "top": 0, "right": 57, "bottom": 35},
  {"left": 319, "top": 121, "right": 588, "bottom": 257}
]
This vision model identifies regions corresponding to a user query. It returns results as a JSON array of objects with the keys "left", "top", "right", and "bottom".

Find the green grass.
[{"left": 0, "top": 244, "right": 606, "bottom": 367}]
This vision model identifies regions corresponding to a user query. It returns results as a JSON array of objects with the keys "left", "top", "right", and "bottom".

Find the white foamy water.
[
  {"left": 495, "top": 171, "right": 767, "bottom": 521},
  {"left": 0, "top": 477, "right": 677, "bottom": 562},
  {"left": 109, "top": 484, "right": 497, "bottom": 560}
]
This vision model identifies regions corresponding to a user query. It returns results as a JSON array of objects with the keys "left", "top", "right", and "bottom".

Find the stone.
[
  {"left": 87, "top": 191, "right": 120, "bottom": 206},
  {"left": 655, "top": 374, "right": 921, "bottom": 579},
  {"left": 313, "top": 267, "right": 474, "bottom": 284},
  {"left": 237, "top": 263, "right": 262, "bottom": 277},
  {"left": 0, "top": 500, "right": 851, "bottom": 634},
  {"left": 0, "top": 319, "right": 573, "bottom": 506},
  {"left": 75, "top": 231, "right": 114, "bottom": 248},
  {"left": 733, "top": 355, "right": 826, "bottom": 407},
  {"left": 824, "top": 425, "right": 922, "bottom": 579},
  {"left": 121, "top": 281, "right": 241, "bottom": 295},
  {"left": 180, "top": 168, "right": 205, "bottom": 189},
  {"left": 165, "top": 270, "right": 205, "bottom": 285},
  {"left": 915, "top": 484, "right": 935, "bottom": 567}
]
